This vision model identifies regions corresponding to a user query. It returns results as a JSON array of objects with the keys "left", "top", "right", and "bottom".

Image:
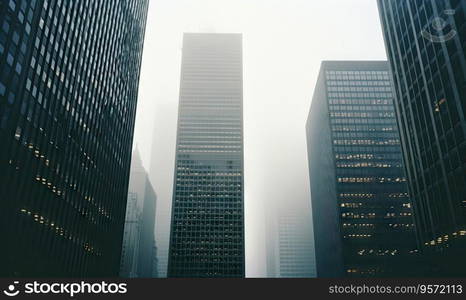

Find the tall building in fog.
[
  {"left": 120, "top": 149, "right": 157, "bottom": 278},
  {"left": 277, "top": 214, "right": 315, "bottom": 278},
  {"left": 277, "top": 212, "right": 315, "bottom": 277},
  {"left": 0, "top": 0, "right": 148, "bottom": 276},
  {"left": 265, "top": 204, "right": 279, "bottom": 277},
  {"left": 378, "top": 0, "right": 466, "bottom": 275},
  {"left": 306, "top": 61, "right": 418, "bottom": 277},
  {"left": 120, "top": 190, "right": 142, "bottom": 277},
  {"left": 168, "top": 33, "right": 244, "bottom": 277},
  {"left": 265, "top": 203, "right": 315, "bottom": 278},
  {"left": 154, "top": 199, "right": 170, "bottom": 277}
]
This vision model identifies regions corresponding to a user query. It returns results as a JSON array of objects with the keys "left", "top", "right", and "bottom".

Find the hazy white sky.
[{"left": 133, "top": 0, "right": 387, "bottom": 277}]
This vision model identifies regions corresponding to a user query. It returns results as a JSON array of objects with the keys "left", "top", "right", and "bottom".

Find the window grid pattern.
[
  {"left": 325, "top": 62, "right": 417, "bottom": 277},
  {"left": 278, "top": 214, "right": 315, "bottom": 278},
  {"left": 378, "top": 0, "right": 466, "bottom": 251},
  {"left": 168, "top": 33, "right": 245, "bottom": 278},
  {"left": 0, "top": 0, "right": 148, "bottom": 276}
]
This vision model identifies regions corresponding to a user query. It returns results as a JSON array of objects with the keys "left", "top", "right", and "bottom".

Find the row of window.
[
  {"left": 329, "top": 92, "right": 393, "bottom": 98},
  {"left": 328, "top": 85, "right": 392, "bottom": 91}
]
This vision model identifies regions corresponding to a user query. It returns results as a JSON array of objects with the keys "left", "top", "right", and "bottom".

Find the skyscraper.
[
  {"left": 168, "top": 33, "right": 244, "bottom": 278},
  {"left": 120, "top": 191, "right": 142, "bottom": 278},
  {"left": 120, "top": 148, "right": 157, "bottom": 278},
  {"left": 276, "top": 211, "right": 315, "bottom": 278},
  {"left": 378, "top": 0, "right": 466, "bottom": 275},
  {"left": 278, "top": 213, "right": 315, "bottom": 278},
  {"left": 0, "top": 0, "right": 148, "bottom": 276},
  {"left": 153, "top": 197, "right": 170, "bottom": 277},
  {"left": 265, "top": 202, "right": 315, "bottom": 278},
  {"left": 306, "top": 61, "right": 418, "bottom": 277}
]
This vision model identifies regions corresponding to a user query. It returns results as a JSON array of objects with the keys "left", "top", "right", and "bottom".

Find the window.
[
  {"left": 14, "top": 126, "right": 22, "bottom": 140},
  {"left": 7, "top": 53, "right": 14, "bottom": 65},
  {"left": 8, "top": 92, "right": 15, "bottom": 104},
  {"left": 15, "top": 63, "right": 22, "bottom": 74},
  {"left": 2, "top": 21, "right": 9, "bottom": 33},
  {"left": 0, "top": 81, "right": 5, "bottom": 95},
  {"left": 8, "top": 0, "right": 15, "bottom": 11}
]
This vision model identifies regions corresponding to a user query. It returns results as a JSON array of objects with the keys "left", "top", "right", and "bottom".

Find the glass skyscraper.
[
  {"left": 0, "top": 0, "right": 148, "bottom": 276},
  {"left": 168, "top": 33, "right": 245, "bottom": 277},
  {"left": 277, "top": 212, "right": 315, "bottom": 278},
  {"left": 306, "top": 61, "right": 418, "bottom": 277},
  {"left": 265, "top": 204, "right": 316, "bottom": 278},
  {"left": 378, "top": 0, "right": 466, "bottom": 275}
]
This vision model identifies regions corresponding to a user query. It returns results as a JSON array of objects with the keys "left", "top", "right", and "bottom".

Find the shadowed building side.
[
  {"left": 0, "top": 0, "right": 149, "bottom": 276},
  {"left": 378, "top": 0, "right": 466, "bottom": 276},
  {"left": 306, "top": 66, "right": 344, "bottom": 277},
  {"left": 307, "top": 61, "right": 419, "bottom": 277}
]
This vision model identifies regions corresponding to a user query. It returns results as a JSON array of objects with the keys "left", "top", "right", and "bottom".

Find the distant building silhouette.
[
  {"left": 154, "top": 199, "right": 170, "bottom": 277},
  {"left": 277, "top": 213, "right": 316, "bottom": 277},
  {"left": 120, "top": 191, "right": 142, "bottom": 277},
  {"left": 268, "top": 209, "right": 316, "bottom": 278},
  {"left": 120, "top": 149, "right": 157, "bottom": 278}
]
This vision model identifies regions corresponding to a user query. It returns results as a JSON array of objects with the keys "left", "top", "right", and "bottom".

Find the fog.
[{"left": 132, "top": 0, "right": 387, "bottom": 277}]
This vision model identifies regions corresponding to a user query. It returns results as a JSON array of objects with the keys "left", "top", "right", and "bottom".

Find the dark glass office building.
[
  {"left": 378, "top": 0, "right": 466, "bottom": 275},
  {"left": 0, "top": 0, "right": 148, "bottom": 276},
  {"left": 306, "top": 61, "right": 418, "bottom": 277},
  {"left": 168, "top": 33, "right": 244, "bottom": 277}
]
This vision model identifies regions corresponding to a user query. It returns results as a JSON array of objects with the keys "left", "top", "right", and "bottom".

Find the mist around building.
[{"left": 0, "top": 0, "right": 465, "bottom": 281}]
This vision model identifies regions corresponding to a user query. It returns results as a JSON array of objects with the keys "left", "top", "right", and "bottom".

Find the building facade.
[
  {"left": 378, "top": 0, "right": 466, "bottom": 275},
  {"left": 120, "top": 191, "right": 142, "bottom": 278},
  {"left": 153, "top": 200, "right": 170, "bottom": 277},
  {"left": 306, "top": 61, "right": 418, "bottom": 277},
  {"left": 120, "top": 149, "right": 157, "bottom": 278},
  {"left": 168, "top": 33, "right": 245, "bottom": 277},
  {"left": 277, "top": 212, "right": 315, "bottom": 278},
  {"left": 265, "top": 203, "right": 316, "bottom": 278},
  {"left": 0, "top": 0, "right": 148, "bottom": 276}
]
